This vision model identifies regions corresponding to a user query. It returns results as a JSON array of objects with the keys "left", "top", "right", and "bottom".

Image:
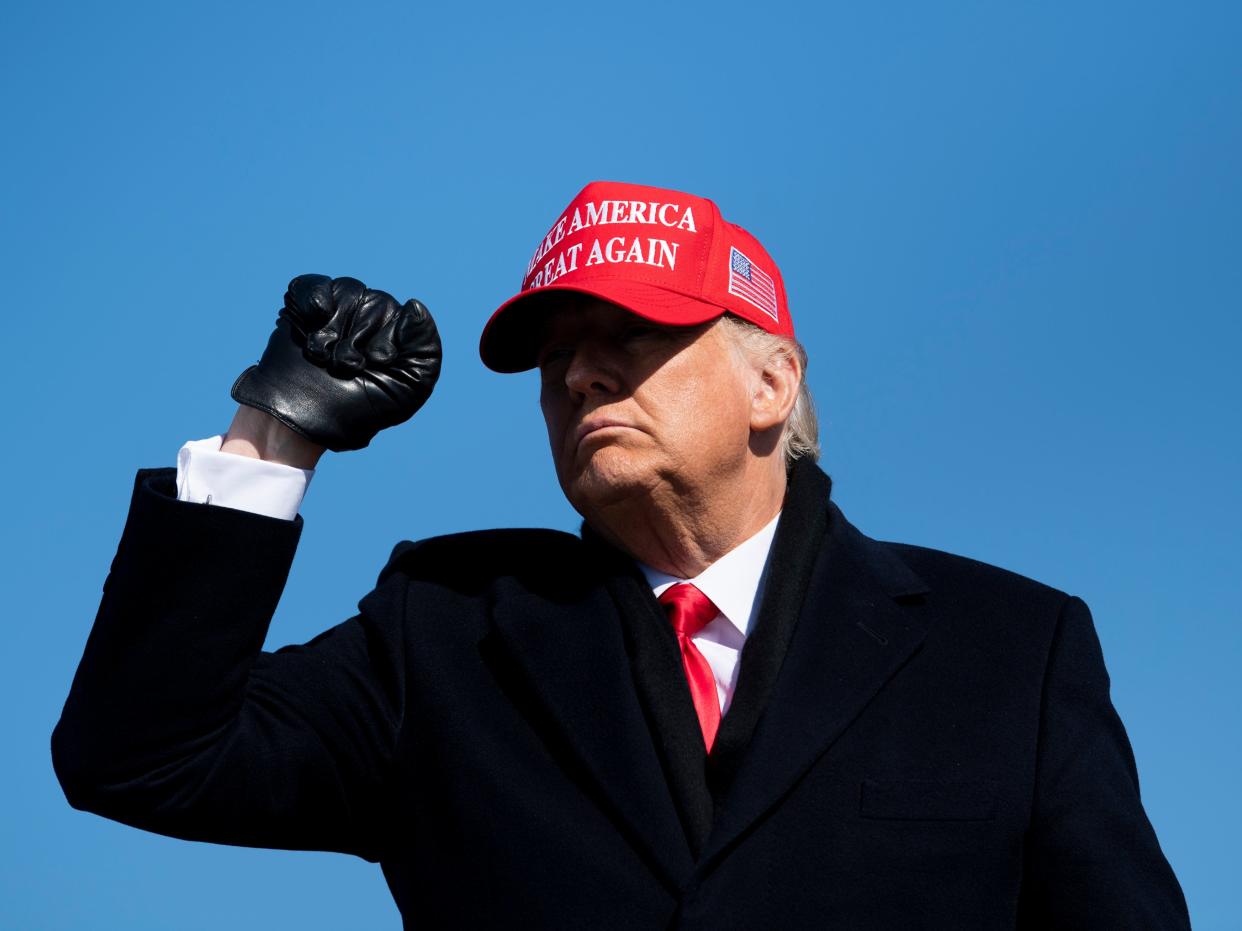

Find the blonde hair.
[{"left": 718, "top": 314, "right": 820, "bottom": 471}]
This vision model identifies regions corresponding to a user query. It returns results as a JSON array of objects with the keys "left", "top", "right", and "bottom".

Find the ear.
[{"left": 749, "top": 349, "right": 801, "bottom": 433}]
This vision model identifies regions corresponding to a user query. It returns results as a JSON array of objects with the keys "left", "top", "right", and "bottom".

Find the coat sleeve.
[
  {"left": 1017, "top": 596, "right": 1191, "bottom": 929},
  {"left": 51, "top": 468, "right": 411, "bottom": 863}
]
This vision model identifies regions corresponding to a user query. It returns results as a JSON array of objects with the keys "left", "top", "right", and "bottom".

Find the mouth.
[{"left": 573, "top": 419, "right": 636, "bottom": 452}]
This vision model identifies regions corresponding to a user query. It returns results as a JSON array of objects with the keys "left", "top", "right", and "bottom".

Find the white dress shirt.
[
  {"left": 175, "top": 436, "right": 781, "bottom": 718},
  {"left": 636, "top": 513, "right": 780, "bottom": 715},
  {"left": 176, "top": 435, "right": 315, "bottom": 520}
]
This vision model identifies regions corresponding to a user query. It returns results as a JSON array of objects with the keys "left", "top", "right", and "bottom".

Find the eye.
[
  {"left": 537, "top": 346, "right": 572, "bottom": 371},
  {"left": 621, "top": 323, "right": 660, "bottom": 342}
]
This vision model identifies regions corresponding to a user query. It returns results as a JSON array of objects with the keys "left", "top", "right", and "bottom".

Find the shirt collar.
[{"left": 637, "top": 510, "right": 782, "bottom": 640}]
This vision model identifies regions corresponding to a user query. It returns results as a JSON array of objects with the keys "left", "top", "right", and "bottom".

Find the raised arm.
[{"left": 51, "top": 274, "right": 441, "bottom": 861}]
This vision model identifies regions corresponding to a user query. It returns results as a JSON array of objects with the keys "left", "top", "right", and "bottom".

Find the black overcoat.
[{"left": 52, "top": 459, "right": 1190, "bottom": 928}]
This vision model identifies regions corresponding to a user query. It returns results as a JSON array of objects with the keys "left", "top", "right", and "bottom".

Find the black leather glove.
[{"left": 231, "top": 274, "right": 442, "bottom": 452}]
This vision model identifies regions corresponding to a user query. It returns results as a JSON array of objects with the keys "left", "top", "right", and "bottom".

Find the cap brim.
[{"left": 479, "top": 279, "right": 728, "bottom": 373}]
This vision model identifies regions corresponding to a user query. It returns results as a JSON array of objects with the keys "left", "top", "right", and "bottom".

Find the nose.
[{"left": 563, "top": 341, "right": 622, "bottom": 400}]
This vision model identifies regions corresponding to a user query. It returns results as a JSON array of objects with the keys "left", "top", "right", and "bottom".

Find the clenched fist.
[{"left": 231, "top": 274, "right": 442, "bottom": 452}]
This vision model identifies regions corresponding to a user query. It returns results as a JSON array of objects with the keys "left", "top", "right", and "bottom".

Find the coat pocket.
[{"left": 859, "top": 777, "right": 998, "bottom": 821}]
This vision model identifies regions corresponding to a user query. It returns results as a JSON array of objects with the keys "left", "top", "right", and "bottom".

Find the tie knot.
[{"left": 658, "top": 583, "right": 719, "bottom": 637}]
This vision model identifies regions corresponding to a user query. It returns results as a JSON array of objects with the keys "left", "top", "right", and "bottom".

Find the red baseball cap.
[{"left": 479, "top": 180, "right": 793, "bottom": 373}]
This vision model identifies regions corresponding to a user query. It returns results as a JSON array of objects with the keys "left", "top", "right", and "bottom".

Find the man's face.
[{"left": 536, "top": 297, "right": 758, "bottom": 517}]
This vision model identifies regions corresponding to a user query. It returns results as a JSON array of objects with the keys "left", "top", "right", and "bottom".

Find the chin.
[{"left": 560, "top": 448, "right": 659, "bottom": 513}]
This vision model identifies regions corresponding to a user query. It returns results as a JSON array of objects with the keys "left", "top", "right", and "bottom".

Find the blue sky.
[{"left": 2, "top": 1, "right": 1239, "bottom": 927}]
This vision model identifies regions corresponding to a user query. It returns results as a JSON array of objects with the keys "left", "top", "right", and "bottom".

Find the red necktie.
[{"left": 658, "top": 583, "right": 723, "bottom": 753}]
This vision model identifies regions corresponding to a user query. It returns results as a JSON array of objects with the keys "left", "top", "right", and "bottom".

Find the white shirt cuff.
[{"left": 175, "top": 435, "right": 314, "bottom": 521}]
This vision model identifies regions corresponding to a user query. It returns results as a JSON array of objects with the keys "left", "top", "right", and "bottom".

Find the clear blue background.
[{"left": 3, "top": 1, "right": 1238, "bottom": 927}]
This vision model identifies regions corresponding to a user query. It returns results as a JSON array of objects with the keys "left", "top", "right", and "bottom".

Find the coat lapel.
[
  {"left": 488, "top": 570, "right": 695, "bottom": 890},
  {"left": 600, "top": 562, "right": 716, "bottom": 855},
  {"left": 706, "top": 460, "right": 834, "bottom": 798},
  {"left": 699, "top": 478, "right": 932, "bottom": 870},
  {"left": 486, "top": 459, "right": 930, "bottom": 883}
]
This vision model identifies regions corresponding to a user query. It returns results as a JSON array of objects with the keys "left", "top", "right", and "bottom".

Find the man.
[{"left": 53, "top": 181, "right": 1190, "bottom": 928}]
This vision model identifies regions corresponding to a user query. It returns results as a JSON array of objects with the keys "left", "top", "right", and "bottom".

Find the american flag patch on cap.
[{"left": 728, "top": 247, "right": 779, "bottom": 322}]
